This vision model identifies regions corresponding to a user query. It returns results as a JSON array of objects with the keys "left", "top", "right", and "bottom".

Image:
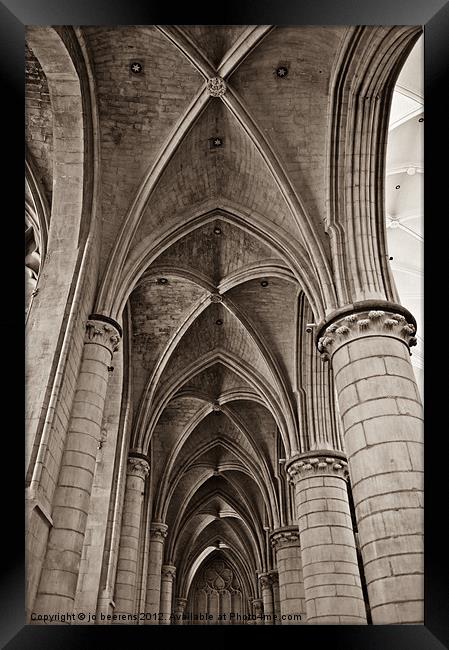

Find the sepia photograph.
[
  {"left": 24, "top": 22, "right": 426, "bottom": 628},
  {"left": 3, "top": 0, "right": 446, "bottom": 642}
]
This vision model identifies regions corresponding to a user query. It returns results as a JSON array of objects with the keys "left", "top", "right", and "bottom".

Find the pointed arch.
[
  {"left": 137, "top": 350, "right": 293, "bottom": 456},
  {"left": 111, "top": 204, "right": 322, "bottom": 320},
  {"left": 181, "top": 544, "right": 256, "bottom": 602},
  {"left": 170, "top": 488, "right": 264, "bottom": 570},
  {"left": 156, "top": 435, "right": 280, "bottom": 529},
  {"left": 133, "top": 287, "right": 298, "bottom": 453},
  {"left": 326, "top": 25, "right": 422, "bottom": 305}
]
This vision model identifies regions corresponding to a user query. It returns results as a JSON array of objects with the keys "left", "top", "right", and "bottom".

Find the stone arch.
[
  {"left": 186, "top": 553, "right": 249, "bottom": 623},
  {"left": 26, "top": 26, "right": 94, "bottom": 247},
  {"left": 25, "top": 26, "right": 101, "bottom": 617},
  {"left": 26, "top": 26, "right": 98, "bottom": 487},
  {"left": 326, "top": 25, "right": 422, "bottom": 305},
  {"left": 99, "top": 204, "right": 325, "bottom": 322},
  {"left": 138, "top": 351, "right": 293, "bottom": 457},
  {"left": 157, "top": 435, "right": 280, "bottom": 529}
]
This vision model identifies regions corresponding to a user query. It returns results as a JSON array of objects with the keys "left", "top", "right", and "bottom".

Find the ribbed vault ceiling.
[
  {"left": 113, "top": 25, "right": 312, "bottom": 596},
  {"left": 25, "top": 24, "right": 422, "bottom": 605}
]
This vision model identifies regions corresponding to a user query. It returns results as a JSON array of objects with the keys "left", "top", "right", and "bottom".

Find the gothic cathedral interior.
[{"left": 25, "top": 25, "right": 424, "bottom": 625}]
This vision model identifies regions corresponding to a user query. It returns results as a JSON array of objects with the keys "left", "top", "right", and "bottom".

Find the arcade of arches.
[{"left": 25, "top": 25, "right": 424, "bottom": 625}]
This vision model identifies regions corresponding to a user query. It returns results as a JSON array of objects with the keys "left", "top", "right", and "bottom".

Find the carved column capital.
[
  {"left": 127, "top": 455, "right": 150, "bottom": 480},
  {"left": 259, "top": 573, "right": 273, "bottom": 590},
  {"left": 149, "top": 522, "right": 168, "bottom": 541},
  {"left": 161, "top": 564, "right": 176, "bottom": 581},
  {"left": 316, "top": 304, "right": 417, "bottom": 360},
  {"left": 207, "top": 76, "right": 226, "bottom": 97},
  {"left": 286, "top": 450, "right": 349, "bottom": 485},
  {"left": 270, "top": 526, "right": 301, "bottom": 550},
  {"left": 85, "top": 314, "right": 122, "bottom": 355},
  {"left": 175, "top": 597, "right": 187, "bottom": 609},
  {"left": 252, "top": 598, "right": 263, "bottom": 611}
]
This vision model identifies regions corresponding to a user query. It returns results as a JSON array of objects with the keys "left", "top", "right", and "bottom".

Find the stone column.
[
  {"left": 270, "top": 527, "right": 306, "bottom": 625},
  {"left": 174, "top": 597, "right": 187, "bottom": 625},
  {"left": 286, "top": 453, "right": 366, "bottom": 624},
  {"left": 245, "top": 598, "right": 255, "bottom": 624},
  {"left": 269, "top": 571, "right": 281, "bottom": 624},
  {"left": 252, "top": 598, "right": 264, "bottom": 625},
  {"left": 33, "top": 316, "right": 121, "bottom": 616},
  {"left": 113, "top": 455, "right": 150, "bottom": 616},
  {"left": 160, "top": 565, "right": 176, "bottom": 625},
  {"left": 144, "top": 522, "right": 168, "bottom": 625},
  {"left": 317, "top": 306, "right": 423, "bottom": 624},
  {"left": 259, "top": 573, "right": 274, "bottom": 625}
]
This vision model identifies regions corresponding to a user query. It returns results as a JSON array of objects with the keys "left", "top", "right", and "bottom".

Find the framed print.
[{"left": 3, "top": 0, "right": 448, "bottom": 647}]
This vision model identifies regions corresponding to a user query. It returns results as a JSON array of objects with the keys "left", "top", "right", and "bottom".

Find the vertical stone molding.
[
  {"left": 246, "top": 598, "right": 255, "bottom": 624},
  {"left": 160, "top": 565, "right": 176, "bottom": 625},
  {"left": 252, "top": 598, "right": 264, "bottom": 625},
  {"left": 286, "top": 453, "right": 367, "bottom": 624},
  {"left": 270, "top": 526, "right": 306, "bottom": 625},
  {"left": 174, "top": 597, "right": 187, "bottom": 625},
  {"left": 317, "top": 306, "right": 424, "bottom": 624},
  {"left": 269, "top": 571, "right": 281, "bottom": 624},
  {"left": 259, "top": 573, "right": 274, "bottom": 625},
  {"left": 33, "top": 316, "right": 121, "bottom": 616},
  {"left": 144, "top": 522, "right": 168, "bottom": 625},
  {"left": 113, "top": 455, "right": 150, "bottom": 617}
]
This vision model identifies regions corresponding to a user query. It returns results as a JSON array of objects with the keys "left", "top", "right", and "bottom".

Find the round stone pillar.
[
  {"left": 259, "top": 573, "right": 274, "bottom": 625},
  {"left": 144, "top": 522, "right": 168, "bottom": 624},
  {"left": 317, "top": 306, "right": 423, "bottom": 624},
  {"left": 34, "top": 315, "right": 121, "bottom": 616},
  {"left": 160, "top": 565, "right": 176, "bottom": 625},
  {"left": 286, "top": 452, "right": 366, "bottom": 624},
  {"left": 174, "top": 597, "right": 187, "bottom": 625},
  {"left": 269, "top": 571, "right": 281, "bottom": 624},
  {"left": 252, "top": 598, "right": 264, "bottom": 625},
  {"left": 113, "top": 455, "right": 150, "bottom": 616},
  {"left": 270, "top": 526, "right": 306, "bottom": 625}
]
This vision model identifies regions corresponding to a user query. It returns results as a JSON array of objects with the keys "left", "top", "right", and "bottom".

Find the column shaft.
[
  {"left": 252, "top": 598, "right": 264, "bottom": 625},
  {"left": 246, "top": 598, "right": 255, "bottom": 625},
  {"left": 318, "top": 307, "right": 423, "bottom": 624},
  {"left": 160, "top": 565, "right": 176, "bottom": 625},
  {"left": 144, "top": 522, "right": 168, "bottom": 625},
  {"left": 287, "top": 454, "right": 366, "bottom": 624},
  {"left": 33, "top": 317, "right": 121, "bottom": 615},
  {"left": 269, "top": 571, "right": 281, "bottom": 624},
  {"left": 259, "top": 574, "right": 274, "bottom": 625},
  {"left": 174, "top": 597, "right": 187, "bottom": 625},
  {"left": 113, "top": 456, "right": 149, "bottom": 616},
  {"left": 271, "top": 527, "right": 306, "bottom": 625}
]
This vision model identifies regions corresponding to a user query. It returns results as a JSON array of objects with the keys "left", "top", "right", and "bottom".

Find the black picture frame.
[{"left": 4, "top": 0, "right": 448, "bottom": 647}]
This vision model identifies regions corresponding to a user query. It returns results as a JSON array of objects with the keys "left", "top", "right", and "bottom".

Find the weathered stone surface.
[{"left": 25, "top": 25, "right": 423, "bottom": 627}]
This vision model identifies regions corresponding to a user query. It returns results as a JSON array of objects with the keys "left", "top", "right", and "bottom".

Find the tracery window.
[{"left": 189, "top": 557, "right": 243, "bottom": 625}]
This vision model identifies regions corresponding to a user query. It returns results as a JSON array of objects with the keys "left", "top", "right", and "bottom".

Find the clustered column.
[
  {"left": 113, "top": 455, "right": 150, "bottom": 616},
  {"left": 160, "top": 565, "right": 176, "bottom": 625},
  {"left": 145, "top": 522, "right": 168, "bottom": 625},
  {"left": 33, "top": 316, "right": 121, "bottom": 616},
  {"left": 317, "top": 306, "right": 424, "bottom": 624},
  {"left": 270, "top": 526, "right": 306, "bottom": 625},
  {"left": 286, "top": 452, "right": 366, "bottom": 624},
  {"left": 258, "top": 573, "right": 274, "bottom": 625}
]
